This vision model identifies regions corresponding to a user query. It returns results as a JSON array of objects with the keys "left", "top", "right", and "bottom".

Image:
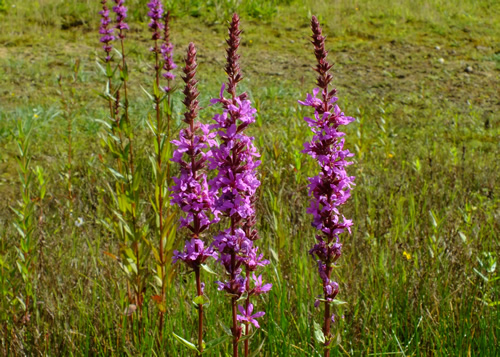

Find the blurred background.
[{"left": 0, "top": 0, "right": 498, "bottom": 355}]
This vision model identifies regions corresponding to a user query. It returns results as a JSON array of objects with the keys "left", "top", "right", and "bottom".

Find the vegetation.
[{"left": 0, "top": 0, "right": 498, "bottom": 355}]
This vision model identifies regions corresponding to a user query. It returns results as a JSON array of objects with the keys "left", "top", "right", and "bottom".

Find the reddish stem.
[
  {"left": 195, "top": 266, "right": 204, "bottom": 356},
  {"left": 244, "top": 265, "right": 250, "bottom": 356}
]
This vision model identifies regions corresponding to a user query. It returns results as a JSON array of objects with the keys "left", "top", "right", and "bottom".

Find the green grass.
[{"left": 0, "top": 0, "right": 499, "bottom": 355}]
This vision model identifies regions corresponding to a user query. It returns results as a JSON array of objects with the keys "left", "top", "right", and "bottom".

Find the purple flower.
[
  {"left": 99, "top": 0, "right": 115, "bottom": 62},
  {"left": 250, "top": 273, "right": 272, "bottom": 295},
  {"left": 173, "top": 238, "right": 217, "bottom": 269},
  {"left": 298, "top": 87, "right": 323, "bottom": 108},
  {"left": 161, "top": 11, "right": 177, "bottom": 83},
  {"left": 216, "top": 276, "right": 247, "bottom": 296},
  {"left": 210, "top": 15, "right": 270, "bottom": 347},
  {"left": 237, "top": 304, "right": 265, "bottom": 328},
  {"left": 301, "top": 15, "right": 355, "bottom": 336},
  {"left": 246, "top": 248, "right": 270, "bottom": 271},
  {"left": 208, "top": 90, "right": 261, "bottom": 219},
  {"left": 112, "top": 0, "right": 129, "bottom": 37},
  {"left": 147, "top": 0, "right": 164, "bottom": 40},
  {"left": 171, "top": 43, "right": 219, "bottom": 280}
]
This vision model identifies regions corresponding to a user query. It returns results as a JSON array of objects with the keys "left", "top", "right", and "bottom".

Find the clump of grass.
[{"left": 0, "top": 0, "right": 498, "bottom": 356}]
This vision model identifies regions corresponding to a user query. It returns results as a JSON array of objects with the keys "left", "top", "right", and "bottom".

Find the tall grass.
[{"left": 0, "top": 0, "right": 498, "bottom": 355}]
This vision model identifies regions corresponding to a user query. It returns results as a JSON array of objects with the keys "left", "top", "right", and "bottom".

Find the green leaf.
[
  {"left": 236, "top": 291, "right": 248, "bottom": 302},
  {"left": 140, "top": 85, "right": 154, "bottom": 101},
  {"left": 313, "top": 321, "right": 325, "bottom": 344},
  {"left": 95, "top": 59, "right": 106, "bottom": 76},
  {"left": 172, "top": 332, "right": 199, "bottom": 352},
  {"left": 120, "top": 64, "right": 128, "bottom": 81},
  {"left": 269, "top": 248, "right": 279, "bottom": 262},
  {"left": 16, "top": 296, "right": 26, "bottom": 311},
  {"left": 193, "top": 294, "right": 210, "bottom": 308},
  {"left": 219, "top": 321, "right": 232, "bottom": 336},
  {"left": 249, "top": 338, "right": 266, "bottom": 357},
  {"left": 106, "top": 61, "right": 114, "bottom": 78},
  {"left": 331, "top": 299, "right": 348, "bottom": 306},
  {"left": 108, "top": 167, "right": 124, "bottom": 180},
  {"left": 204, "top": 335, "right": 229, "bottom": 352},
  {"left": 201, "top": 264, "right": 217, "bottom": 275},
  {"left": 239, "top": 330, "right": 256, "bottom": 342},
  {"left": 153, "top": 79, "right": 160, "bottom": 99},
  {"left": 429, "top": 210, "right": 438, "bottom": 228}
]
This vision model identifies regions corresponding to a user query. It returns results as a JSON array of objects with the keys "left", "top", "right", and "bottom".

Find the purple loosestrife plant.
[
  {"left": 171, "top": 43, "right": 219, "bottom": 356},
  {"left": 161, "top": 11, "right": 177, "bottom": 90},
  {"left": 98, "top": 0, "right": 117, "bottom": 123},
  {"left": 147, "top": 0, "right": 163, "bottom": 41},
  {"left": 99, "top": 0, "right": 114, "bottom": 62},
  {"left": 98, "top": 0, "right": 147, "bottom": 332},
  {"left": 146, "top": 0, "right": 173, "bottom": 335},
  {"left": 209, "top": 14, "right": 270, "bottom": 357},
  {"left": 300, "top": 16, "right": 355, "bottom": 356},
  {"left": 112, "top": 0, "right": 129, "bottom": 35}
]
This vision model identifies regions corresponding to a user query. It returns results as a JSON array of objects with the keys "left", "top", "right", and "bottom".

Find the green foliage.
[
  {"left": 0, "top": 117, "right": 46, "bottom": 349},
  {"left": 164, "top": 0, "right": 290, "bottom": 21},
  {"left": 0, "top": 0, "right": 499, "bottom": 355}
]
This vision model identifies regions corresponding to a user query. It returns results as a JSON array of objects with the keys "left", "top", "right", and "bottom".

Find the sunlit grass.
[{"left": 0, "top": 0, "right": 499, "bottom": 355}]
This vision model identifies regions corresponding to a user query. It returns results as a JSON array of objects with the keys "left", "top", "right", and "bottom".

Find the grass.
[{"left": 0, "top": 0, "right": 499, "bottom": 355}]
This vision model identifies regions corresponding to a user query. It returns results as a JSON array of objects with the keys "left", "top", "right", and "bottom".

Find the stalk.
[
  {"left": 300, "top": 15, "right": 356, "bottom": 356},
  {"left": 244, "top": 265, "right": 250, "bottom": 356},
  {"left": 210, "top": 14, "right": 270, "bottom": 357},
  {"left": 153, "top": 35, "right": 166, "bottom": 333},
  {"left": 195, "top": 266, "right": 204, "bottom": 356},
  {"left": 115, "top": 1, "right": 143, "bottom": 323},
  {"left": 171, "top": 41, "right": 217, "bottom": 355},
  {"left": 118, "top": 28, "right": 135, "bottom": 177},
  {"left": 147, "top": 4, "right": 176, "bottom": 335}
]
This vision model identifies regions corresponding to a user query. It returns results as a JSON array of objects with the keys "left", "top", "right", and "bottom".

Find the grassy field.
[{"left": 0, "top": 0, "right": 499, "bottom": 355}]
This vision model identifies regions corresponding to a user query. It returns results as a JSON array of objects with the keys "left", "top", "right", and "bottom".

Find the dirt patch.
[{"left": 0, "top": 46, "right": 8, "bottom": 59}]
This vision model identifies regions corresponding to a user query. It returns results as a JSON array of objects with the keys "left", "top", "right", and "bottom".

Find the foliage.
[{"left": 0, "top": 0, "right": 499, "bottom": 355}]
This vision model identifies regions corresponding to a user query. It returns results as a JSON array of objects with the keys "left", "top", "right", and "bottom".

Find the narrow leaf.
[{"left": 172, "top": 332, "right": 199, "bottom": 352}]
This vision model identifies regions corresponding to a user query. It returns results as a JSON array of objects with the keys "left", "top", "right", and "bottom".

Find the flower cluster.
[
  {"left": 209, "top": 86, "right": 261, "bottom": 220},
  {"left": 212, "top": 228, "right": 269, "bottom": 296},
  {"left": 237, "top": 304, "right": 265, "bottom": 328},
  {"left": 209, "top": 14, "right": 270, "bottom": 339},
  {"left": 99, "top": 0, "right": 115, "bottom": 62},
  {"left": 161, "top": 11, "right": 177, "bottom": 85},
  {"left": 300, "top": 16, "right": 355, "bottom": 328},
  {"left": 171, "top": 43, "right": 218, "bottom": 262},
  {"left": 147, "top": 0, "right": 163, "bottom": 41},
  {"left": 112, "top": 0, "right": 129, "bottom": 37},
  {"left": 173, "top": 238, "right": 217, "bottom": 272}
]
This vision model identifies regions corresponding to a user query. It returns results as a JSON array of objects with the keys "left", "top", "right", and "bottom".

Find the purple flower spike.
[
  {"left": 250, "top": 273, "right": 272, "bottom": 296},
  {"left": 301, "top": 15, "right": 355, "bottom": 350},
  {"left": 171, "top": 42, "right": 218, "bottom": 259},
  {"left": 173, "top": 238, "right": 218, "bottom": 269},
  {"left": 112, "top": 0, "right": 129, "bottom": 37},
  {"left": 210, "top": 14, "right": 270, "bottom": 352},
  {"left": 161, "top": 11, "right": 177, "bottom": 83},
  {"left": 237, "top": 304, "right": 265, "bottom": 328},
  {"left": 99, "top": 0, "right": 115, "bottom": 62},
  {"left": 147, "top": 0, "right": 164, "bottom": 41},
  {"left": 170, "top": 44, "right": 216, "bottom": 356}
]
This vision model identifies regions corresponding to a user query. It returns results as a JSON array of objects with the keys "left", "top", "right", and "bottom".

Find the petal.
[
  {"left": 250, "top": 319, "right": 260, "bottom": 328},
  {"left": 251, "top": 311, "right": 265, "bottom": 319}
]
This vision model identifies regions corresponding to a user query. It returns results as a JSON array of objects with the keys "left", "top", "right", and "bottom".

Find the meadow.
[{"left": 0, "top": 0, "right": 499, "bottom": 355}]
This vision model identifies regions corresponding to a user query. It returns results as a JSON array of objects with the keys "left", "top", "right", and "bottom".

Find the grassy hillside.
[{"left": 0, "top": 0, "right": 499, "bottom": 355}]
